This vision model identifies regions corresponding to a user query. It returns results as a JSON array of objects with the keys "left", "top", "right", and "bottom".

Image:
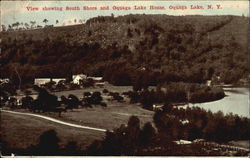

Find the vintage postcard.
[{"left": 0, "top": 0, "right": 249, "bottom": 156}]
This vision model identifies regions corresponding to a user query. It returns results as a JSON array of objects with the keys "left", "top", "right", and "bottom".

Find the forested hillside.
[{"left": 0, "top": 14, "right": 248, "bottom": 86}]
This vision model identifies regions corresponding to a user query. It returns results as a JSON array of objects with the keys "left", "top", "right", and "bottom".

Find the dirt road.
[{"left": 1, "top": 109, "right": 107, "bottom": 132}]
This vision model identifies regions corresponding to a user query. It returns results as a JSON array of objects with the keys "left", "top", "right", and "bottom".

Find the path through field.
[{"left": 1, "top": 109, "right": 106, "bottom": 132}]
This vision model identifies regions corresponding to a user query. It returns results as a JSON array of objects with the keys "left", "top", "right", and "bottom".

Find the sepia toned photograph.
[{"left": 0, "top": 0, "right": 249, "bottom": 156}]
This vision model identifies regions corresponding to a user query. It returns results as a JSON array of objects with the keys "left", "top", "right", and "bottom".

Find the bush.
[
  {"left": 109, "top": 92, "right": 124, "bottom": 102},
  {"left": 127, "top": 91, "right": 140, "bottom": 103},
  {"left": 83, "top": 91, "right": 92, "bottom": 97},
  {"left": 21, "top": 96, "right": 34, "bottom": 109},
  {"left": 67, "top": 94, "right": 81, "bottom": 108},
  {"left": 102, "top": 89, "right": 109, "bottom": 93},
  {"left": 86, "top": 116, "right": 144, "bottom": 155},
  {"left": 30, "top": 130, "right": 60, "bottom": 155},
  {"left": 69, "top": 83, "right": 80, "bottom": 90},
  {"left": 139, "top": 122, "right": 156, "bottom": 146},
  {"left": 81, "top": 78, "right": 94, "bottom": 87},
  {"left": 100, "top": 102, "right": 107, "bottom": 107},
  {"left": 87, "top": 91, "right": 103, "bottom": 105}
]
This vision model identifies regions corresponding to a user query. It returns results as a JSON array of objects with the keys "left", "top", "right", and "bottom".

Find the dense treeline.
[
  {"left": 1, "top": 84, "right": 109, "bottom": 114},
  {"left": 85, "top": 107, "right": 250, "bottom": 155},
  {"left": 0, "top": 14, "right": 248, "bottom": 86},
  {"left": 125, "top": 82, "right": 225, "bottom": 110},
  {"left": 154, "top": 104, "right": 250, "bottom": 142}
]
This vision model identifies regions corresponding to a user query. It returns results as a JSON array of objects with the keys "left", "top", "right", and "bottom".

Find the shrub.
[
  {"left": 87, "top": 91, "right": 103, "bottom": 105},
  {"left": 83, "top": 91, "right": 92, "bottom": 97},
  {"left": 21, "top": 96, "right": 34, "bottom": 109},
  {"left": 102, "top": 89, "right": 109, "bottom": 93},
  {"left": 81, "top": 78, "right": 94, "bottom": 87},
  {"left": 100, "top": 102, "right": 107, "bottom": 107},
  {"left": 86, "top": 116, "right": 143, "bottom": 155},
  {"left": 30, "top": 130, "right": 60, "bottom": 155},
  {"left": 139, "top": 122, "right": 156, "bottom": 146},
  {"left": 69, "top": 83, "right": 80, "bottom": 90}
]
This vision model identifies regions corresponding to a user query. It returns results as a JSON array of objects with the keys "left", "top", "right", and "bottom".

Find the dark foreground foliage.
[
  {"left": 154, "top": 104, "right": 250, "bottom": 142},
  {"left": 2, "top": 106, "right": 249, "bottom": 156}
]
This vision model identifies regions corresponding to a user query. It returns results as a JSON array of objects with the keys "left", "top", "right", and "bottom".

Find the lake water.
[{"left": 184, "top": 87, "right": 249, "bottom": 118}]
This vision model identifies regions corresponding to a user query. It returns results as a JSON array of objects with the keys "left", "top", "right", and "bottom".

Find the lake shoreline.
[{"left": 181, "top": 87, "right": 249, "bottom": 118}]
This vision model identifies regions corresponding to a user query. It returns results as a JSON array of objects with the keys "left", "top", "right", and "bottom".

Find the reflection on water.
[
  {"left": 185, "top": 87, "right": 249, "bottom": 118},
  {"left": 224, "top": 88, "right": 248, "bottom": 94}
]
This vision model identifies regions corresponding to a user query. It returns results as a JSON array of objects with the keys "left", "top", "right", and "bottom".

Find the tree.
[
  {"left": 1, "top": 25, "right": 6, "bottom": 32},
  {"left": 140, "top": 89, "right": 154, "bottom": 110},
  {"left": 33, "top": 86, "right": 60, "bottom": 112},
  {"left": 21, "top": 96, "right": 34, "bottom": 109},
  {"left": 30, "top": 21, "right": 36, "bottom": 29},
  {"left": 67, "top": 94, "right": 81, "bottom": 108},
  {"left": 89, "top": 116, "right": 141, "bottom": 155},
  {"left": 34, "top": 130, "right": 60, "bottom": 155},
  {"left": 162, "top": 102, "right": 174, "bottom": 113},
  {"left": 133, "top": 73, "right": 149, "bottom": 91},
  {"left": 11, "top": 66, "right": 22, "bottom": 90},
  {"left": 14, "top": 22, "right": 20, "bottom": 30},
  {"left": 43, "top": 19, "right": 48, "bottom": 25},
  {"left": 139, "top": 122, "right": 156, "bottom": 146},
  {"left": 63, "top": 141, "right": 81, "bottom": 155},
  {"left": 89, "top": 91, "right": 103, "bottom": 104},
  {"left": 153, "top": 108, "right": 180, "bottom": 140},
  {"left": 8, "top": 24, "right": 12, "bottom": 30},
  {"left": 24, "top": 23, "right": 29, "bottom": 29},
  {"left": 127, "top": 28, "right": 133, "bottom": 38},
  {"left": 79, "top": 19, "right": 83, "bottom": 24},
  {"left": 109, "top": 69, "right": 132, "bottom": 86},
  {"left": 12, "top": 23, "right": 17, "bottom": 30}
]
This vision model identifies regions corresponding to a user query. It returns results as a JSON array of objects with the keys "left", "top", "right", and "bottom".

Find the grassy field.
[
  {"left": 1, "top": 112, "right": 105, "bottom": 150},
  {"left": 16, "top": 84, "right": 155, "bottom": 130},
  {"left": 2, "top": 85, "right": 155, "bottom": 151},
  {"left": 45, "top": 102, "right": 154, "bottom": 131},
  {"left": 50, "top": 84, "right": 154, "bottom": 130},
  {"left": 53, "top": 83, "right": 134, "bottom": 98}
]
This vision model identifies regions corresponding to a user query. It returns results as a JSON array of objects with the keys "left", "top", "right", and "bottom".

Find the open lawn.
[
  {"left": 54, "top": 83, "right": 134, "bottom": 98},
  {"left": 2, "top": 84, "right": 154, "bottom": 152},
  {"left": 42, "top": 85, "right": 154, "bottom": 130},
  {"left": 47, "top": 102, "right": 154, "bottom": 130},
  {"left": 18, "top": 84, "right": 155, "bottom": 130},
  {"left": 1, "top": 112, "right": 105, "bottom": 150}
]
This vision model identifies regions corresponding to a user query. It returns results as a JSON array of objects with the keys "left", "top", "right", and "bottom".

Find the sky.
[{"left": 1, "top": 1, "right": 249, "bottom": 27}]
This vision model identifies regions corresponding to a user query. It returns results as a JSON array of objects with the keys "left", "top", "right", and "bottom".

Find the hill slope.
[{"left": 0, "top": 14, "right": 249, "bottom": 85}]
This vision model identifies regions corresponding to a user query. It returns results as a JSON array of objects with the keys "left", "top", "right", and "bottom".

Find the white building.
[
  {"left": 174, "top": 140, "right": 192, "bottom": 145},
  {"left": 34, "top": 78, "right": 66, "bottom": 86},
  {"left": 206, "top": 80, "right": 212, "bottom": 87},
  {"left": 87, "top": 76, "right": 103, "bottom": 82},
  {"left": 72, "top": 74, "right": 87, "bottom": 84},
  {"left": 0, "top": 78, "right": 10, "bottom": 84},
  {"left": 34, "top": 78, "right": 51, "bottom": 86}
]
